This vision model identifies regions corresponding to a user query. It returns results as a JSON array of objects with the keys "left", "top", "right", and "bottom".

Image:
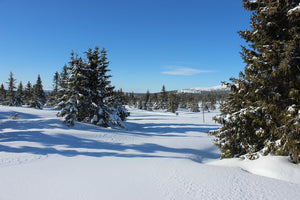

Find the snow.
[
  {"left": 288, "top": 4, "right": 300, "bottom": 16},
  {"left": 0, "top": 105, "right": 300, "bottom": 200},
  {"left": 177, "top": 85, "right": 227, "bottom": 93}
]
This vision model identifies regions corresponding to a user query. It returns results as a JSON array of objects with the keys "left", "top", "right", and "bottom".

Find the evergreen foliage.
[
  {"left": 159, "top": 85, "right": 168, "bottom": 109},
  {"left": 187, "top": 98, "right": 200, "bottom": 112},
  {"left": 211, "top": 0, "right": 300, "bottom": 163},
  {"left": 167, "top": 92, "right": 178, "bottom": 113},
  {"left": 0, "top": 84, "right": 6, "bottom": 103},
  {"left": 56, "top": 47, "right": 128, "bottom": 127},
  {"left": 24, "top": 81, "right": 33, "bottom": 105},
  {"left": 30, "top": 75, "right": 46, "bottom": 109},
  {"left": 7, "top": 72, "right": 21, "bottom": 106}
]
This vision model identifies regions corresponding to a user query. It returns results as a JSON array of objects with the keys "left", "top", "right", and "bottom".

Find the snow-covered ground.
[{"left": 0, "top": 105, "right": 299, "bottom": 200}]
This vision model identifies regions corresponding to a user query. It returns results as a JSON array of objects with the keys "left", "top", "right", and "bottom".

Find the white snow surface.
[
  {"left": 288, "top": 3, "right": 300, "bottom": 15},
  {"left": 0, "top": 105, "right": 299, "bottom": 200},
  {"left": 177, "top": 85, "right": 227, "bottom": 93}
]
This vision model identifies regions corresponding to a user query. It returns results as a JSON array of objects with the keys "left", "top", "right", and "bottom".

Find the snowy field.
[{"left": 0, "top": 105, "right": 299, "bottom": 200}]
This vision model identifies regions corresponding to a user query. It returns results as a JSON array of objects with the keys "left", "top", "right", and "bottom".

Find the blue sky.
[{"left": 0, "top": 0, "right": 251, "bottom": 93}]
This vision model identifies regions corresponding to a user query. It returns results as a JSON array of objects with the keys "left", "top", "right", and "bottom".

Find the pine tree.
[
  {"left": 30, "top": 75, "right": 46, "bottom": 109},
  {"left": 152, "top": 93, "right": 159, "bottom": 110},
  {"left": 85, "top": 47, "right": 125, "bottom": 127},
  {"left": 144, "top": 90, "right": 153, "bottom": 111},
  {"left": 24, "top": 81, "right": 33, "bottom": 105},
  {"left": 187, "top": 98, "right": 199, "bottom": 112},
  {"left": 59, "top": 65, "right": 68, "bottom": 89},
  {"left": 159, "top": 85, "right": 168, "bottom": 109},
  {"left": 56, "top": 47, "right": 127, "bottom": 127},
  {"left": 112, "top": 89, "right": 130, "bottom": 122},
  {"left": 15, "top": 81, "right": 24, "bottom": 106},
  {"left": 57, "top": 53, "right": 89, "bottom": 125},
  {"left": 178, "top": 94, "right": 187, "bottom": 109},
  {"left": 128, "top": 92, "right": 136, "bottom": 107},
  {"left": 7, "top": 72, "right": 19, "bottom": 106},
  {"left": 212, "top": 0, "right": 300, "bottom": 163},
  {"left": 167, "top": 92, "right": 178, "bottom": 113},
  {"left": 53, "top": 71, "right": 60, "bottom": 95},
  {"left": 0, "top": 83, "right": 6, "bottom": 104},
  {"left": 45, "top": 72, "right": 60, "bottom": 107}
]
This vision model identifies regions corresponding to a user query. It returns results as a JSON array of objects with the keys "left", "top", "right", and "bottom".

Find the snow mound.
[{"left": 209, "top": 155, "right": 300, "bottom": 184}]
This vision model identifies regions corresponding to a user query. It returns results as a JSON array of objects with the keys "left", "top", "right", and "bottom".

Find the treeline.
[
  {"left": 0, "top": 47, "right": 129, "bottom": 128},
  {"left": 120, "top": 85, "right": 228, "bottom": 113},
  {"left": 0, "top": 72, "right": 46, "bottom": 109}
]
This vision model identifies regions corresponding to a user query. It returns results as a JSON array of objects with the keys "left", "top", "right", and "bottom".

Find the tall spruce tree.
[
  {"left": 212, "top": 0, "right": 300, "bottom": 163},
  {"left": 57, "top": 54, "right": 88, "bottom": 126}
]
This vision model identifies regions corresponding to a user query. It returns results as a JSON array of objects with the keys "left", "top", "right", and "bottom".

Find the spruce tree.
[
  {"left": 0, "top": 83, "right": 6, "bottom": 104},
  {"left": 56, "top": 47, "right": 127, "bottom": 127},
  {"left": 167, "top": 92, "right": 178, "bottom": 113},
  {"left": 187, "top": 98, "right": 199, "bottom": 112},
  {"left": 128, "top": 92, "right": 136, "bottom": 108},
  {"left": 53, "top": 71, "right": 60, "bottom": 95},
  {"left": 7, "top": 72, "right": 18, "bottom": 106},
  {"left": 59, "top": 65, "right": 68, "bottom": 89},
  {"left": 144, "top": 90, "right": 153, "bottom": 111},
  {"left": 24, "top": 81, "right": 33, "bottom": 105},
  {"left": 212, "top": 0, "right": 300, "bottom": 163},
  {"left": 159, "top": 85, "right": 168, "bottom": 109},
  {"left": 15, "top": 81, "right": 24, "bottom": 106},
  {"left": 85, "top": 47, "right": 125, "bottom": 127},
  {"left": 112, "top": 89, "right": 130, "bottom": 121},
  {"left": 57, "top": 53, "right": 89, "bottom": 125},
  {"left": 152, "top": 93, "right": 159, "bottom": 110},
  {"left": 45, "top": 72, "right": 60, "bottom": 107},
  {"left": 30, "top": 75, "right": 46, "bottom": 109}
]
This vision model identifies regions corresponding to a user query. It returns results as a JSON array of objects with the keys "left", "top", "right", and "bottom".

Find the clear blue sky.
[{"left": 0, "top": 0, "right": 251, "bottom": 93}]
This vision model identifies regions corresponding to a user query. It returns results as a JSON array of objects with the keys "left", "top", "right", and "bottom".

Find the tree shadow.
[
  {"left": 0, "top": 129, "right": 219, "bottom": 163},
  {"left": 0, "top": 109, "right": 220, "bottom": 163}
]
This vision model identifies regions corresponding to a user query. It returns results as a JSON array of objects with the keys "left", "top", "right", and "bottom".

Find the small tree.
[
  {"left": 167, "top": 92, "right": 178, "bottom": 113},
  {"left": 24, "top": 81, "right": 33, "bottom": 105},
  {"left": 187, "top": 98, "right": 199, "bottom": 112},
  {"left": 159, "top": 85, "right": 168, "bottom": 109},
  {"left": 7, "top": 72, "right": 20, "bottom": 106},
  {"left": 0, "top": 83, "right": 6, "bottom": 104},
  {"left": 30, "top": 75, "right": 46, "bottom": 109}
]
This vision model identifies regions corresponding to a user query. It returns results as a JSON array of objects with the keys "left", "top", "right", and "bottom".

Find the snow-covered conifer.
[
  {"left": 212, "top": 0, "right": 300, "bottom": 163},
  {"left": 167, "top": 92, "right": 178, "bottom": 113},
  {"left": 158, "top": 85, "right": 168, "bottom": 109},
  {"left": 0, "top": 83, "right": 6, "bottom": 104},
  {"left": 30, "top": 75, "right": 46, "bottom": 109},
  {"left": 56, "top": 47, "right": 128, "bottom": 128},
  {"left": 7, "top": 72, "right": 20, "bottom": 106}
]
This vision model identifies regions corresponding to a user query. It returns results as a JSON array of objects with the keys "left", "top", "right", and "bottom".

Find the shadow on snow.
[{"left": 0, "top": 110, "right": 220, "bottom": 163}]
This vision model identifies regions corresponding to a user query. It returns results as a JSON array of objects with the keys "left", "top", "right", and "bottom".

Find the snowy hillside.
[
  {"left": 0, "top": 105, "right": 299, "bottom": 200},
  {"left": 177, "top": 85, "right": 228, "bottom": 93}
]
